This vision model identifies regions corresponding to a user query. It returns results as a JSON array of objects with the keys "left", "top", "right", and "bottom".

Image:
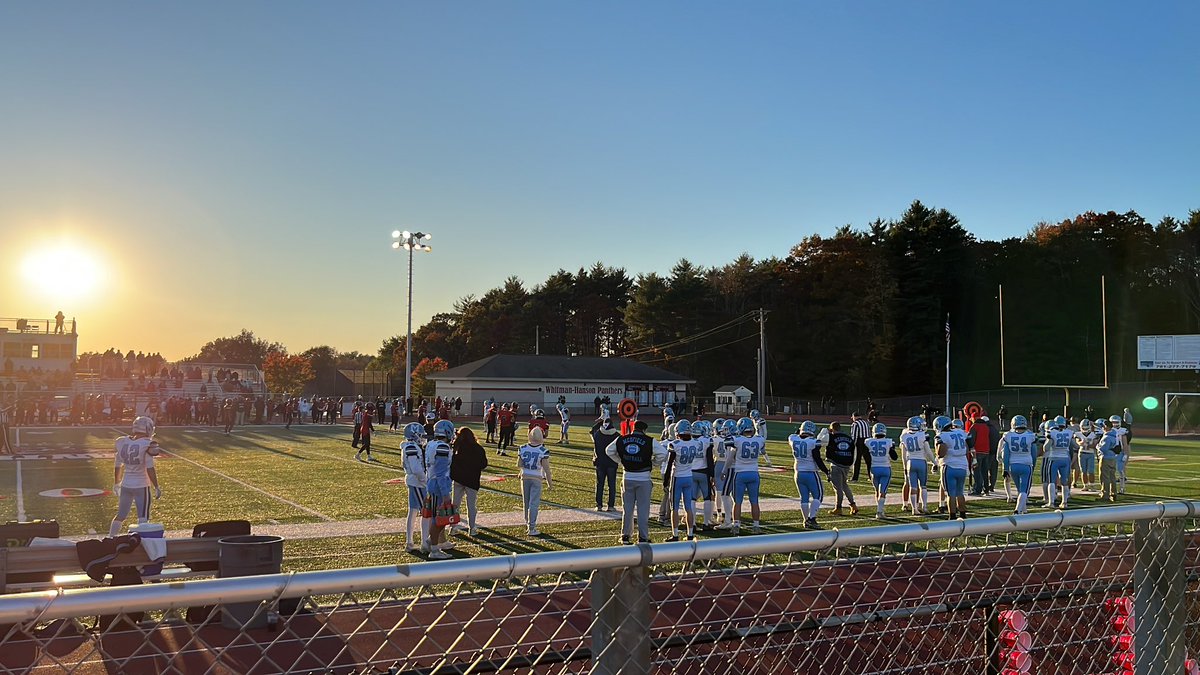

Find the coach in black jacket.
[
  {"left": 591, "top": 418, "right": 620, "bottom": 511},
  {"left": 825, "top": 422, "right": 859, "bottom": 515}
]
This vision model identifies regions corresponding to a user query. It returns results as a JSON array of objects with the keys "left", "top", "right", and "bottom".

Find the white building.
[
  {"left": 429, "top": 354, "right": 694, "bottom": 416},
  {"left": 713, "top": 384, "right": 753, "bottom": 415}
]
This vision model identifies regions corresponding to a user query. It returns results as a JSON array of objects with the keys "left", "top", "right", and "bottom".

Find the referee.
[{"left": 850, "top": 411, "right": 871, "bottom": 481}]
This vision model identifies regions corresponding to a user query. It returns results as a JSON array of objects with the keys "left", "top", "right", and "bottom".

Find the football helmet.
[
  {"left": 872, "top": 423, "right": 887, "bottom": 437},
  {"left": 403, "top": 422, "right": 426, "bottom": 442},
  {"left": 799, "top": 420, "right": 817, "bottom": 436},
  {"left": 674, "top": 419, "right": 693, "bottom": 437},
  {"left": 1108, "top": 415, "right": 1122, "bottom": 427},
  {"left": 1053, "top": 415, "right": 1067, "bottom": 430},
  {"left": 1011, "top": 415, "right": 1029, "bottom": 431},
  {"left": 713, "top": 418, "right": 725, "bottom": 434},
  {"left": 433, "top": 420, "right": 454, "bottom": 440},
  {"left": 535, "top": 409, "right": 545, "bottom": 418},
  {"left": 750, "top": 409, "right": 761, "bottom": 420},
  {"left": 721, "top": 419, "right": 737, "bottom": 437},
  {"left": 736, "top": 417, "right": 755, "bottom": 435},
  {"left": 906, "top": 416, "right": 924, "bottom": 432},
  {"left": 1080, "top": 419, "right": 1093, "bottom": 432},
  {"left": 952, "top": 418, "right": 965, "bottom": 430},
  {"left": 131, "top": 416, "right": 156, "bottom": 437},
  {"left": 933, "top": 415, "right": 952, "bottom": 431}
]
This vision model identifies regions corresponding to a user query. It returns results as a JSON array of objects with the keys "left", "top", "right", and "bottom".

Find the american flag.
[{"left": 945, "top": 316, "right": 950, "bottom": 343}]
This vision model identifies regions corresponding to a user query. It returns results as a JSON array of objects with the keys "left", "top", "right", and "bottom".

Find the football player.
[
  {"left": 518, "top": 426, "right": 553, "bottom": 536},
  {"left": 108, "top": 416, "right": 164, "bottom": 537},
  {"left": 423, "top": 420, "right": 456, "bottom": 559},
  {"left": 789, "top": 421, "right": 829, "bottom": 529},
  {"left": 1097, "top": 419, "right": 1122, "bottom": 501},
  {"left": 690, "top": 421, "right": 718, "bottom": 530},
  {"left": 1110, "top": 414, "right": 1130, "bottom": 493},
  {"left": 665, "top": 420, "right": 701, "bottom": 541},
  {"left": 1043, "top": 415, "right": 1073, "bottom": 508},
  {"left": 401, "top": 423, "right": 430, "bottom": 554},
  {"left": 1000, "top": 415, "right": 1037, "bottom": 514},
  {"left": 727, "top": 416, "right": 771, "bottom": 534},
  {"left": 558, "top": 404, "right": 571, "bottom": 445},
  {"left": 1073, "top": 418, "right": 1099, "bottom": 492},
  {"left": 934, "top": 416, "right": 970, "bottom": 520},
  {"left": 750, "top": 409, "right": 769, "bottom": 442},
  {"left": 712, "top": 418, "right": 736, "bottom": 527},
  {"left": 900, "top": 416, "right": 935, "bottom": 515},
  {"left": 865, "top": 423, "right": 898, "bottom": 519}
]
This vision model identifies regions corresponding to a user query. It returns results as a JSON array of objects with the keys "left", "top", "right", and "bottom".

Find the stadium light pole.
[{"left": 391, "top": 230, "right": 432, "bottom": 414}]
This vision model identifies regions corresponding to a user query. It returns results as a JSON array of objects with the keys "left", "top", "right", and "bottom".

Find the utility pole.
[
  {"left": 536, "top": 325, "right": 540, "bottom": 356},
  {"left": 758, "top": 308, "right": 767, "bottom": 414}
]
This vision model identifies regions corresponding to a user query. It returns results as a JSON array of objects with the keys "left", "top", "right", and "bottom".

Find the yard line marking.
[
  {"left": 15, "top": 460, "right": 26, "bottom": 521},
  {"left": 160, "top": 449, "right": 335, "bottom": 522}
]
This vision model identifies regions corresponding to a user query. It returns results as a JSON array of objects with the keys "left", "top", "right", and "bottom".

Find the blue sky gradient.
[{"left": 1, "top": 2, "right": 1196, "bottom": 358}]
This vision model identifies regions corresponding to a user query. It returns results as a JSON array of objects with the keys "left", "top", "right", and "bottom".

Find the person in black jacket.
[
  {"left": 591, "top": 418, "right": 620, "bottom": 511},
  {"left": 825, "top": 422, "right": 859, "bottom": 515},
  {"left": 450, "top": 427, "right": 488, "bottom": 537}
]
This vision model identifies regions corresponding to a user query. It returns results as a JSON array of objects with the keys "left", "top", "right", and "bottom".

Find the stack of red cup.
[
  {"left": 1105, "top": 596, "right": 1135, "bottom": 674},
  {"left": 998, "top": 609, "right": 1032, "bottom": 674}
]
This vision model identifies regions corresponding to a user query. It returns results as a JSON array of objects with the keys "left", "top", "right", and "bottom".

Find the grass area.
[{"left": 1, "top": 420, "right": 1195, "bottom": 573}]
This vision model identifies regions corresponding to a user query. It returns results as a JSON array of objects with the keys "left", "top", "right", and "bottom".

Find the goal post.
[{"left": 1164, "top": 392, "right": 1200, "bottom": 437}]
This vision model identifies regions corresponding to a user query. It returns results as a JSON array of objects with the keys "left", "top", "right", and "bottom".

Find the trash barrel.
[{"left": 218, "top": 535, "right": 284, "bottom": 629}]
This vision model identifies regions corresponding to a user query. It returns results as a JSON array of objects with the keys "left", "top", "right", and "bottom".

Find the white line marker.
[
  {"left": 15, "top": 460, "right": 26, "bottom": 521},
  {"left": 267, "top": 519, "right": 280, "bottom": 525},
  {"left": 160, "top": 450, "right": 335, "bottom": 522},
  {"left": 87, "top": 529, "right": 96, "bottom": 535}
]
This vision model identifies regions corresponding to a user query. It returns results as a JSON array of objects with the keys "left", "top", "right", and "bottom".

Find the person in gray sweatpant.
[{"left": 606, "top": 420, "right": 668, "bottom": 545}]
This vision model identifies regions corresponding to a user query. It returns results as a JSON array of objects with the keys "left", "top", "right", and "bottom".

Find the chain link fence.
[{"left": 2, "top": 501, "right": 1199, "bottom": 674}]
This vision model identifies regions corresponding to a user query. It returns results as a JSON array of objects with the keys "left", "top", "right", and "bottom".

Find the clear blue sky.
[{"left": 1, "top": 2, "right": 1196, "bottom": 359}]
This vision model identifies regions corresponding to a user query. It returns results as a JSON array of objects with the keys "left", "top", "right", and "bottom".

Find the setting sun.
[{"left": 20, "top": 243, "right": 107, "bottom": 302}]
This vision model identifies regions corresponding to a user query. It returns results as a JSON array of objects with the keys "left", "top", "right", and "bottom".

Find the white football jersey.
[
  {"left": 1044, "top": 429, "right": 1073, "bottom": 460},
  {"left": 114, "top": 436, "right": 160, "bottom": 488},
  {"left": 789, "top": 435, "right": 822, "bottom": 473},
  {"left": 1001, "top": 430, "right": 1036, "bottom": 466},
  {"left": 729, "top": 435, "right": 766, "bottom": 472}
]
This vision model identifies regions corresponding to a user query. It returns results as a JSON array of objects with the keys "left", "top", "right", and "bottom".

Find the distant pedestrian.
[{"left": 355, "top": 404, "right": 375, "bottom": 461}]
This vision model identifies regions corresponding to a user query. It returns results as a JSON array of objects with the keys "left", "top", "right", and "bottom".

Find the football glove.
[
  {"left": 113, "top": 483, "right": 121, "bottom": 494},
  {"left": 154, "top": 486, "right": 163, "bottom": 499}
]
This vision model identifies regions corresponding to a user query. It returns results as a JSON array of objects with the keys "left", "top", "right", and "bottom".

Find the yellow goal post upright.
[{"left": 998, "top": 275, "right": 1110, "bottom": 417}]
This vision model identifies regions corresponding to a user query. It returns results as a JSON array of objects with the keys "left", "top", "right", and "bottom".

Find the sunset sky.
[{"left": 1, "top": 2, "right": 1196, "bottom": 361}]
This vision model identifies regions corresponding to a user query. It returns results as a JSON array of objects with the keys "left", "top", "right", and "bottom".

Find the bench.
[
  {"left": 0, "top": 537, "right": 222, "bottom": 593},
  {"left": 0, "top": 520, "right": 251, "bottom": 594}
]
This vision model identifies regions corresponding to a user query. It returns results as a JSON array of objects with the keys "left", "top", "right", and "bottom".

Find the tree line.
[
  {"left": 169, "top": 201, "right": 1200, "bottom": 402},
  {"left": 378, "top": 201, "right": 1200, "bottom": 401}
]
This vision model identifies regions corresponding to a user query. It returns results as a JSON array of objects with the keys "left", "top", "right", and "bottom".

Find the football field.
[{"left": 2, "top": 420, "right": 1197, "bottom": 573}]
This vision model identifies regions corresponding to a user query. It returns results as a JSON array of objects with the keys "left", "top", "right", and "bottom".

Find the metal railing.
[
  {"left": 2, "top": 501, "right": 1198, "bottom": 673},
  {"left": 0, "top": 317, "right": 76, "bottom": 336}
]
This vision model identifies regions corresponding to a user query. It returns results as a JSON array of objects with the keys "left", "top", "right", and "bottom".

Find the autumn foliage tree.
[
  {"left": 411, "top": 357, "right": 449, "bottom": 397},
  {"left": 263, "top": 352, "right": 315, "bottom": 396}
]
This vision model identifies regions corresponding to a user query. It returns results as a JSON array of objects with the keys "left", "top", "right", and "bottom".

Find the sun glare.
[{"left": 20, "top": 244, "right": 107, "bottom": 302}]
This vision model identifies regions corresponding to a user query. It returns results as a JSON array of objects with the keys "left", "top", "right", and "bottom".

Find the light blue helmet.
[
  {"left": 674, "top": 419, "right": 693, "bottom": 437},
  {"left": 736, "top": 417, "right": 755, "bottom": 435},
  {"left": 799, "top": 420, "right": 817, "bottom": 436},
  {"left": 403, "top": 422, "right": 426, "bottom": 442},
  {"left": 713, "top": 418, "right": 725, "bottom": 434},
  {"left": 1080, "top": 418, "right": 1094, "bottom": 432},
  {"left": 906, "top": 416, "right": 924, "bottom": 432},
  {"left": 698, "top": 420, "right": 712, "bottom": 437},
  {"left": 750, "top": 409, "right": 761, "bottom": 420},
  {"left": 433, "top": 420, "right": 455, "bottom": 440},
  {"left": 1108, "top": 415, "right": 1122, "bottom": 427},
  {"left": 872, "top": 423, "right": 887, "bottom": 437},
  {"left": 1053, "top": 415, "right": 1067, "bottom": 430},
  {"left": 1011, "top": 415, "right": 1029, "bottom": 431},
  {"left": 952, "top": 418, "right": 964, "bottom": 430},
  {"left": 933, "top": 415, "right": 952, "bottom": 431},
  {"left": 721, "top": 419, "right": 737, "bottom": 436}
]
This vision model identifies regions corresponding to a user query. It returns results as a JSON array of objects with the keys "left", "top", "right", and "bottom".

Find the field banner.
[{"left": 1137, "top": 335, "right": 1200, "bottom": 370}]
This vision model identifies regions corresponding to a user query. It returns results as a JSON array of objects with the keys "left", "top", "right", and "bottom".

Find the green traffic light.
[{"left": 1143, "top": 396, "right": 1159, "bottom": 410}]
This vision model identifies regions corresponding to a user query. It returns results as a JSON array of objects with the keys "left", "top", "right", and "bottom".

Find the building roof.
[
  {"left": 429, "top": 354, "right": 694, "bottom": 383},
  {"left": 714, "top": 384, "right": 752, "bottom": 393}
]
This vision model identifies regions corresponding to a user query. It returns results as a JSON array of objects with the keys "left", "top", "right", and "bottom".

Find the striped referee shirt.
[{"left": 850, "top": 418, "right": 870, "bottom": 442}]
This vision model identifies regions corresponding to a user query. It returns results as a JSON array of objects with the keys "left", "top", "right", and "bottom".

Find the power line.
[
  {"left": 637, "top": 333, "right": 759, "bottom": 365},
  {"left": 621, "top": 311, "right": 758, "bottom": 359}
]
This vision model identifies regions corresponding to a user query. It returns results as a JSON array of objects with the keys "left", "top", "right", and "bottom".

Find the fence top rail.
[{"left": 1, "top": 500, "right": 1196, "bottom": 624}]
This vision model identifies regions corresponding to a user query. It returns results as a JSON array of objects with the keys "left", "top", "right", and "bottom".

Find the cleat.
[
  {"left": 850, "top": 505, "right": 860, "bottom": 516},
  {"left": 427, "top": 550, "right": 452, "bottom": 560},
  {"left": 620, "top": 537, "right": 632, "bottom": 545},
  {"left": 664, "top": 535, "right": 680, "bottom": 542},
  {"left": 528, "top": 529, "right": 541, "bottom": 537},
  {"left": 751, "top": 525, "right": 762, "bottom": 534},
  {"left": 831, "top": 508, "right": 844, "bottom": 516},
  {"left": 715, "top": 522, "right": 735, "bottom": 530},
  {"left": 440, "top": 540, "right": 455, "bottom": 550},
  {"left": 468, "top": 528, "right": 479, "bottom": 537}
]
